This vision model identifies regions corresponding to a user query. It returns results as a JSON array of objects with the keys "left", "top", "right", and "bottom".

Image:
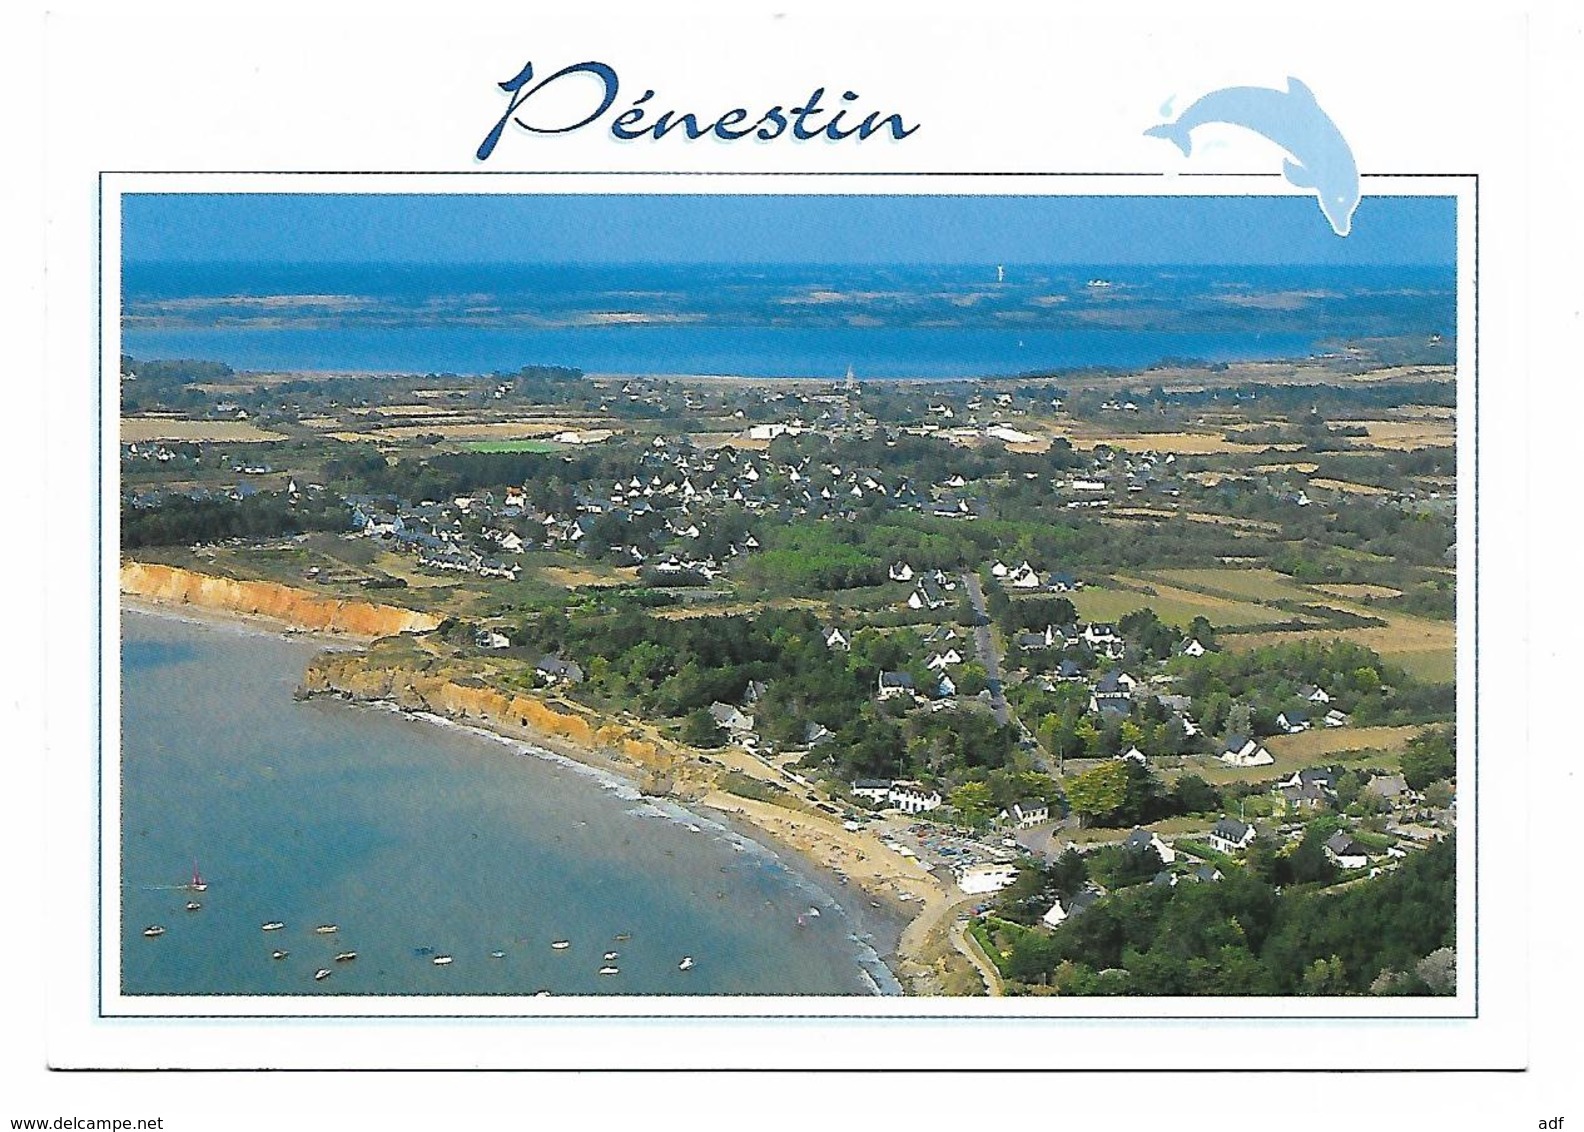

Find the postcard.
[{"left": 28, "top": 0, "right": 1560, "bottom": 1090}]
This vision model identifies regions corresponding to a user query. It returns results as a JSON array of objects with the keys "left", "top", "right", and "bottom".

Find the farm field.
[
  {"left": 1072, "top": 578, "right": 1298, "bottom": 629},
  {"left": 1148, "top": 567, "right": 1319, "bottom": 604},
  {"left": 122, "top": 417, "right": 287, "bottom": 443},
  {"left": 460, "top": 439, "right": 565, "bottom": 454}
]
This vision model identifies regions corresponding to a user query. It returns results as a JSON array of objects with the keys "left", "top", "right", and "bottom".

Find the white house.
[
  {"left": 823, "top": 626, "right": 851, "bottom": 651},
  {"left": 955, "top": 862, "right": 1018, "bottom": 895},
  {"left": 1276, "top": 709, "right": 1312, "bottom": 734},
  {"left": 927, "top": 649, "right": 964, "bottom": 670},
  {"left": 1001, "top": 799, "right": 1049, "bottom": 828},
  {"left": 708, "top": 702, "right": 755, "bottom": 735},
  {"left": 1118, "top": 746, "right": 1148, "bottom": 764},
  {"left": 1298, "top": 684, "right": 1333, "bottom": 704},
  {"left": 888, "top": 562, "right": 915, "bottom": 582},
  {"left": 1207, "top": 817, "right": 1257, "bottom": 854},
  {"left": 1041, "top": 887, "right": 1101, "bottom": 925},
  {"left": 887, "top": 781, "right": 943, "bottom": 814},
  {"left": 851, "top": 778, "right": 892, "bottom": 805},
  {"left": 1124, "top": 827, "right": 1176, "bottom": 864},
  {"left": 877, "top": 671, "right": 917, "bottom": 700},
  {"left": 1324, "top": 708, "right": 1351, "bottom": 728},
  {"left": 1323, "top": 831, "right": 1369, "bottom": 870},
  {"left": 474, "top": 629, "right": 512, "bottom": 650},
  {"left": 1180, "top": 638, "right": 1207, "bottom": 658},
  {"left": 1219, "top": 735, "right": 1275, "bottom": 767}
]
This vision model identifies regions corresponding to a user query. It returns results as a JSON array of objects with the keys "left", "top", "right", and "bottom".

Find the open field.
[
  {"left": 1310, "top": 477, "right": 1394, "bottom": 496},
  {"left": 459, "top": 439, "right": 565, "bottom": 454},
  {"left": 538, "top": 564, "right": 640, "bottom": 588},
  {"left": 1124, "top": 566, "right": 1455, "bottom": 681},
  {"left": 122, "top": 417, "right": 287, "bottom": 443},
  {"left": 1148, "top": 566, "right": 1318, "bottom": 605},
  {"left": 1312, "top": 583, "right": 1405, "bottom": 600},
  {"left": 1265, "top": 724, "right": 1422, "bottom": 761},
  {"left": 1053, "top": 428, "right": 1266, "bottom": 455},
  {"left": 1072, "top": 578, "right": 1300, "bottom": 629},
  {"left": 1335, "top": 418, "right": 1456, "bottom": 450}
]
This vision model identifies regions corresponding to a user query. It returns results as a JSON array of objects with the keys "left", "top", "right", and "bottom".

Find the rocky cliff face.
[
  {"left": 299, "top": 649, "right": 692, "bottom": 796},
  {"left": 120, "top": 562, "right": 442, "bottom": 638}
]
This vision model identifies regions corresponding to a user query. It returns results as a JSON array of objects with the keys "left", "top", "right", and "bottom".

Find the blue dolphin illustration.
[{"left": 1145, "top": 77, "right": 1359, "bottom": 236}]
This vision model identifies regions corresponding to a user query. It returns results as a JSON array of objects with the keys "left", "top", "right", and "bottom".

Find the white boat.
[
  {"left": 185, "top": 862, "right": 208, "bottom": 893},
  {"left": 334, "top": 951, "right": 357, "bottom": 962},
  {"left": 551, "top": 940, "right": 570, "bottom": 950},
  {"left": 805, "top": 907, "right": 821, "bottom": 918},
  {"left": 598, "top": 965, "right": 619, "bottom": 975},
  {"left": 313, "top": 968, "right": 331, "bottom": 981},
  {"left": 603, "top": 951, "right": 619, "bottom": 961},
  {"left": 534, "top": 989, "right": 552, "bottom": 997},
  {"left": 489, "top": 950, "right": 505, "bottom": 959},
  {"left": 142, "top": 925, "right": 165, "bottom": 938},
  {"left": 185, "top": 901, "right": 202, "bottom": 912},
  {"left": 432, "top": 955, "right": 453, "bottom": 966},
  {"left": 270, "top": 950, "right": 288, "bottom": 960},
  {"left": 261, "top": 922, "right": 285, "bottom": 931},
  {"left": 678, "top": 956, "right": 695, "bottom": 971},
  {"left": 313, "top": 924, "right": 338, "bottom": 934}
]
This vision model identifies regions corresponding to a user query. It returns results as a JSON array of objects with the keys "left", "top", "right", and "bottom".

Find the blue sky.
[{"left": 122, "top": 192, "right": 1455, "bottom": 266}]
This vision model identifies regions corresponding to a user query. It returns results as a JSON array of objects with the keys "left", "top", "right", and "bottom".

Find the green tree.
[
  {"left": 1064, "top": 761, "right": 1130, "bottom": 827},
  {"left": 949, "top": 781, "right": 996, "bottom": 828},
  {"left": 681, "top": 708, "right": 725, "bottom": 748}
]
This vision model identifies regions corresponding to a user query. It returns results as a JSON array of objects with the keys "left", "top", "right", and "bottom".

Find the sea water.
[
  {"left": 120, "top": 261, "right": 1454, "bottom": 378},
  {"left": 120, "top": 608, "right": 899, "bottom": 997}
]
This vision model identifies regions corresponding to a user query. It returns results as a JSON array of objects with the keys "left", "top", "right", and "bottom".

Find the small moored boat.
[
  {"left": 270, "top": 950, "right": 289, "bottom": 960},
  {"left": 678, "top": 956, "right": 695, "bottom": 971},
  {"left": 313, "top": 925, "right": 338, "bottom": 934},
  {"left": 261, "top": 922, "right": 285, "bottom": 932},
  {"left": 185, "top": 901, "right": 202, "bottom": 912},
  {"left": 432, "top": 955, "right": 453, "bottom": 966},
  {"left": 334, "top": 951, "right": 357, "bottom": 962},
  {"left": 142, "top": 925, "right": 165, "bottom": 938},
  {"left": 603, "top": 951, "right": 619, "bottom": 961},
  {"left": 551, "top": 940, "right": 570, "bottom": 950},
  {"left": 313, "top": 968, "right": 331, "bottom": 981},
  {"left": 598, "top": 965, "right": 619, "bottom": 976},
  {"left": 489, "top": 950, "right": 505, "bottom": 959}
]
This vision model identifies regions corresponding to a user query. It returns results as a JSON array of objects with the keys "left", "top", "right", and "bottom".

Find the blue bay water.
[
  {"left": 118, "top": 324, "right": 1320, "bottom": 380},
  {"left": 119, "top": 261, "right": 1455, "bottom": 378},
  {"left": 120, "top": 609, "right": 897, "bottom": 998}
]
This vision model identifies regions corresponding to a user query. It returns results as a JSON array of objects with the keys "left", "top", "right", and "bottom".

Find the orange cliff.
[
  {"left": 119, "top": 561, "right": 442, "bottom": 638},
  {"left": 298, "top": 648, "right": 689, "bottom": 793}
]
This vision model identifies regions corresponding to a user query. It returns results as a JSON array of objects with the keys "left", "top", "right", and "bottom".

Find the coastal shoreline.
[{"left": 120, "top": 592, "right": 944, "bottom": 995}]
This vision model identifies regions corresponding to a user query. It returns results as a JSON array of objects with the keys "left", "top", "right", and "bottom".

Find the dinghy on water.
[{"left": 678, "top": 956, "right": 695, "bottom": 971}]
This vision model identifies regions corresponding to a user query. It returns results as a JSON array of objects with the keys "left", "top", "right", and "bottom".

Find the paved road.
[{"left": 960, "top": 572, "right": 1011, "bottom": 726}]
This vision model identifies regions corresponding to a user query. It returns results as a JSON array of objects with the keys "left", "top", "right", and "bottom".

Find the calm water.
[
  {"left": 120, "top": 261, "right": 1455, "bottom": 377},
  {"left": 120, "top": 609, "right": 897, "bottom": 997}
]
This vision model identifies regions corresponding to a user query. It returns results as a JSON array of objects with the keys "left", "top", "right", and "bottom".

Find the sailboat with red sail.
[{"left": 184, "top": 861, "right": 207, "bottom": 893}]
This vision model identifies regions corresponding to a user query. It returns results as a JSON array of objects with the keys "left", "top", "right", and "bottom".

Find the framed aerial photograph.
[{"left": 31, "top": 0, "right": 1551, "bottom": 1096}]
